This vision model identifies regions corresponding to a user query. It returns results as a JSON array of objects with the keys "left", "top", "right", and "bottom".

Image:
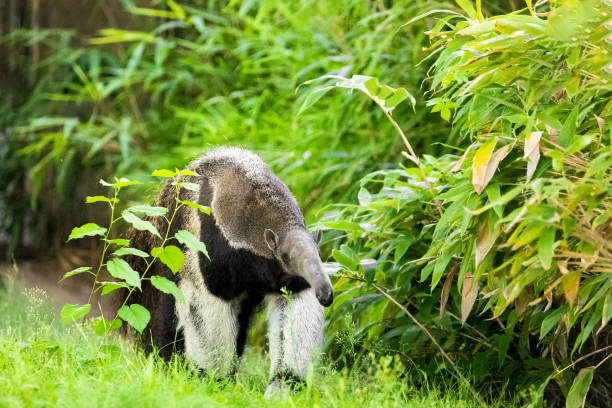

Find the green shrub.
[
  {"left": 321, "top": 1, "right": 612, "bottom": 405},
  {"left": 1, "top": 0, "right": 450, "bottom": 250}
]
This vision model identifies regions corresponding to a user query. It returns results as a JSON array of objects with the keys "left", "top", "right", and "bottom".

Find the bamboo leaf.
[
  {"left": 562, "top": 271, "right": 581, "bottom": 306},
  {"left": 538, "top": 227, "right": 555, "bottom": 270},
  {"left": 475, "top": 217, "right": 499, "bottom": 268},
  {"left": 566, "top": 367, "right": 594, "bottom": 408},
  {"left": 524, "top": 131, "right": 541, "bottom": 182},
  {"left": 461, "top": 273, "right": 479, "bottom": 325}
]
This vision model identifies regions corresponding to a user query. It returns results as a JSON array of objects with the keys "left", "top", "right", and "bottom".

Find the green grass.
[{"left": 0, "top": 285, "right": 517, "bottom": 408}]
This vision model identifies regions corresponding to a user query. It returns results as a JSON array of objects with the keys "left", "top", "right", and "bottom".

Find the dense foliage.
[
  {"left": 0, "top": 0, "right": 450, "bottom": 250},
  {"left": 321, "top": 1, "right": 612, "bottom": 406}
]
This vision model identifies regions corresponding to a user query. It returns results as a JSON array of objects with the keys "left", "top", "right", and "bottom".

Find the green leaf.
[
  {"left": 538, "top": 228, "right": 555, "bottom": 270},
  {"left": 151, "top": 245, "right": 185, "bottom": 274},
  {"left": 126, "top": 205, "right": 168, "bottom": 217},
  {"left": 60, "top": 304, "right": 91, "bottom": 325},
  {"left": 150, "top": 275, "right": 185, "bottom": 302},
  {"left": 174, "top": 182, "right": 200, "bottom": 192},
  {"left": 363, "top": 77, "right": 379, "bottom": 97},
  {"left": 566, "top": 367, "right": 594, "bottom": 408},
  {"left": 181, "top": 200, "right": 210, "bottom": 214},
  {"left": 151, "top": 169, "right": 177, "bottom": 177},
  {"left": 122, "top": 211, "right": 161, "bottom": 238},
  {"left": 106, "top": 238, "right": 130, "bottom": 246},
  {"left": 558, "top": 108, "right": 579, "bottom": 149},
  {"left": 113, "top": 247, "right": 150, "bottom": 258},
  {"left": 114, "top": 178, "right": 139, "bottom": 188},
  {"left": 100, "top": 281, "right": 129, "bottom": 295},
  {"left": 117, "top": 304, "right": 150, "bottom": 334},
  {"left": 332, "top": 245, "right": 359, "bottom": 270},
  {"left": 600, "top": 294, "right": 612, "bottom": 333},
  {"left": 67, "top": 223, "right": 107, "bottom": 241},
  {"left": 91, "top": 317, "right": 122, "bottom": 336},
  {"left": 175, "top": 230, "right": 209, "bottom": 259},
  {"left": 456, "top": 0, "right": 477, "bottom": 20},
  {"left": 60, "top": 266, "right": 92, "bottom": 282},
  {"left": 378, "top": 85, "right": 394, "bottom": 99},
  {"left": 485, "top": 183, "right": 502, "bottom": 217},
  {"left": 385, "top": 88, "right": 411, "bottom": 109},
  {"left": 86, "top": 196, "right": 117, "bottom": 204},
  {"left": 106, "top": 258, "right": 141, "bottom": 290},
  {"left": 179, "top": 169, "right": 199, "bottom": 176},
  {"left": 539, "top": 304, "right": 568, "bottom": 339},
  {"left": 167, "top": 0, "right": 186, "bottom": 19}
]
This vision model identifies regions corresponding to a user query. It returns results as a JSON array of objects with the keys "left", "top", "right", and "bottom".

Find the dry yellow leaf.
[
  {"left": 471, "top": 139, "right": 510, "bottom": 194},
  {"left": 475, "top": 217, "right": 499, "bottom": 268},
  {"left": 562, "top": 271, "right": 581, "bottom": 306},
  {"left": 524, "top": 131, "right": 542, "bottom": 182},
  {"left": 461, "top": 273, "right": 479, "bottom": 325}
]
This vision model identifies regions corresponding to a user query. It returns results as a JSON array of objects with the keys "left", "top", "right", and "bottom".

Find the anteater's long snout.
[
  {"left": 315, "top": 281, "right": 334, "bottom": 307},
  {"left": 302, "top": 262, "right": 334, "bottom": 307}
]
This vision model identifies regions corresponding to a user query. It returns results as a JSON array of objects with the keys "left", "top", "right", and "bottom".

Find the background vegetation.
[{"left": 1, "top": 0, "right": 610, "bottom": 407}]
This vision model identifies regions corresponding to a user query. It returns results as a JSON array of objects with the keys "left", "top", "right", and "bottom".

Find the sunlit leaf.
[
  {"left": 60, "top": 304, "right": 91, "bottom": 326},
  {"left": 91, "top": 317, "right": 122, "bottom": 336},
  {"left": 151, "top": 245, "right": 185, "bottom": 274},
  {"left": 106, "top": 258, "right": 141, "bottom": 290},
  {"left": 117, "top": 304, "right": 150, "bottom": 334},
  {"left": 181, "top": 200, "right": 210, "bottom": 214},
  {"left": 106, "top": 238, "right": 130, "bottom": 247},
  {"left": 67, "top": 223, "right": 107, "bottom": 241},
  {"left": 151, "top": 169, "right": 177, "bottom": 177},
  {"left": 86, "top": 196, "right": 117, "bottom": 204}
]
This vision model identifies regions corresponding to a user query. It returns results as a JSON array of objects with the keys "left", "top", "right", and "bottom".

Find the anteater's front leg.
[
  {"left": 265, "top": 288, "right": 324, "bottom": 396},
  {"left": 175, "top": 278, "right": 239, "bottom": 376}
]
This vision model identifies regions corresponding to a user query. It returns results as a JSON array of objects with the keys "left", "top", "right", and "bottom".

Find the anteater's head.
[{"left": 264, "top": 228, "right": 334, "bottom": 307}]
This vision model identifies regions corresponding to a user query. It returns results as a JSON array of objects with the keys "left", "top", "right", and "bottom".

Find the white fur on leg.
[
  {"left": 176, "top": 248, "right": 240, "bottom": 376},
  {"left": 265, "top": 288, "right": 324, "bottom": 396}
]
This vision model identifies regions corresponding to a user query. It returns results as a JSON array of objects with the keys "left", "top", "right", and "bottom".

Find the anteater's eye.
[{"left": 282, "top": 253, "right": 290, "bottom": 264}]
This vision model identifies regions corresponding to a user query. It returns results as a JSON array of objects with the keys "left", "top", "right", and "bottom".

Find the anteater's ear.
[
  {"left": 264, "top": 229, "right": 279, "bottom": 253},
  {"left": 313, "top": 230, "right": 322, "bottom": 244}
]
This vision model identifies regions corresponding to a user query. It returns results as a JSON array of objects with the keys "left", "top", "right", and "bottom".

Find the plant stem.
[
  {"left": 87, "top": 188, "right": 119, "bottom": 306},
  {"left": 116, "top": 187, "right": 183, "bottom": 314}
]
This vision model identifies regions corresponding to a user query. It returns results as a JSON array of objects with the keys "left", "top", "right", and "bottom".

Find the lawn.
[{"left": 0, "top": 284, "right": 516, "bottom": 408}]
